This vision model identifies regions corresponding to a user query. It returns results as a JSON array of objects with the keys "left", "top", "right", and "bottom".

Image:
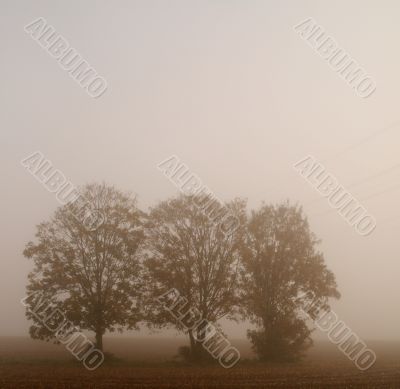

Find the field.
[{"left": 0, "top": 337, "right": 399, "bottom": 388}]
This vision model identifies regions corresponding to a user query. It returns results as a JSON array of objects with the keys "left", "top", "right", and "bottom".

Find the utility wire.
[
  {"left": 302, "top": 120, "right": 400, "bottom": 207},
  {"left": 321, "top": 120, "right": 400, "bottom": 164},
  {"left": 312, "top": 183, "right": 400, "bottom": 217},
  {"left": 304, "top": 161, "right": 400, "bottom": 207}
]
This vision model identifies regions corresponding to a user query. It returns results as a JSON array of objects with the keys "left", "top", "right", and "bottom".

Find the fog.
[{"left": 1, "top": 0, "right": 400, "bottom": 345}]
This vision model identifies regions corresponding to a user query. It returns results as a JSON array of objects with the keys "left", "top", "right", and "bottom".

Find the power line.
[
  {"left": 304, "top": 161, "right": 400, "bottom": 207},
  {"left": 298, "top": 120, "right": 400, "bottom": 224},
  {"left": 302, "top": 120, "right": 400, "bottom": 207},
  {"left": 312, "top": 182, "right": 400, "bottom": 217},
  {"left": 321, "top": 120, "right": 400, "bottom": 164},
  {"left": 347, "top": 162, "right": 400, "bottom": 190}
]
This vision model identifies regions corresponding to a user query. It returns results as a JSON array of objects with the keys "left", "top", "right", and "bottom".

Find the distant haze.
[{"left": 1, "top": 0, "right": 400, "bottom": 342}]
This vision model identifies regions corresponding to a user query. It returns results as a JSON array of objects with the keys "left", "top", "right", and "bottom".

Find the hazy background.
[{"left": 1, "top": 0, "right": 399, "bottom": 342}]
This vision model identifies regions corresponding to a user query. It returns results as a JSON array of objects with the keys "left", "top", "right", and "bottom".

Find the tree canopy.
[
  {"left": 239, "top": 202, "right": 340, "bottom": 361},
  {"left": 23, "top": 183, "right": 145, "bottom": 351},
  {"left": 143, "top": 194, "right": 246, "bottom": 360},
  {"left": 23, "top": 185, "right": 340, "bottom": 363}
]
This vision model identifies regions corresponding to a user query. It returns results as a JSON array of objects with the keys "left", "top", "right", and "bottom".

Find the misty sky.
[{"left": 1, "top": 0, "right": 400, "bottom": 341}]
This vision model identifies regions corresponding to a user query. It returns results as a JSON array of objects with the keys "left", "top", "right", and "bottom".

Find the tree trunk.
[
  {"left": 188, "top": 329, "right": 195, "bottom": 354},
  {"left": 95, "top": 330, "right": 103, "bottom": 351},
  {"left": 194, "top": 321, "right": 209, "bottom": 362}
]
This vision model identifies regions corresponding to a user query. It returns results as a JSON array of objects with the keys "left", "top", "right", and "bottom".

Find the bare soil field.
[
  {"left": 0, "top": 338, "right": 399, "bottom": 388},
  {"left": 1, "top": 363, "right": 400, "bottom": 388}
]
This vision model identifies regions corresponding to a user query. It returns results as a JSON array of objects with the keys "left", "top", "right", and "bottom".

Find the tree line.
[{"left": 23, "top": 183, "right": 340, "bottom": 363}]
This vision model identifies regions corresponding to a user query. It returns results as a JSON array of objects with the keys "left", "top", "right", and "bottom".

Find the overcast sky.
[{"left": 1, "top": 0, "right": 400, "bottom": 340}]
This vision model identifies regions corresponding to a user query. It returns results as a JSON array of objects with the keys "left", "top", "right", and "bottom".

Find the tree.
[
  {"left": 23, "top": 183, "right": 145, "bottom": 352},
  {"left": 239, "top": 202, "right": 340, "bottom": 362},
  {"left": 143, "top": 194, "right": 246, "bottom": 361}
]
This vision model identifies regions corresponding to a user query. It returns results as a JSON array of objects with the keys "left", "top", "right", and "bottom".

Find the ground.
[
  {"left": 0, "top": 337, "right": 399, "bottom": 388},
  {"left": 1, "top": 363, "right": 400, "bottom": 388}
]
